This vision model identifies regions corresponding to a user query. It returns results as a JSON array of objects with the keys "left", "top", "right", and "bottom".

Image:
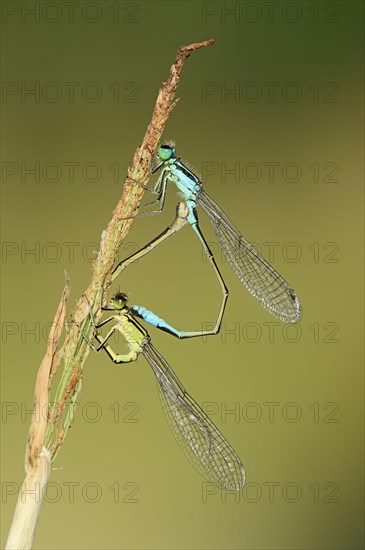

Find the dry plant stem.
[
  {"left": 47, "top": 37, "right": 215, "bottom": 457},
  {"left": 5, "top": 449, "right": 51, "bottom": 550},
  {"left": 6, "top": 277, "right": 70, "bottom": 550},
  {"left": 6, "top": 39, "right": 214, "bottom": 550}
]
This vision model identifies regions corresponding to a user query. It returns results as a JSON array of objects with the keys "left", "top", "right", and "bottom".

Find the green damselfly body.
[{"left": 83, "top": 286, "right": 245, "bottom": 492}]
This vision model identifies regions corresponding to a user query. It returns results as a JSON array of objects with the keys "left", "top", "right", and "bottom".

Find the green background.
[{"left": 1, "top": 1, "right": 363, "bottom": 548}]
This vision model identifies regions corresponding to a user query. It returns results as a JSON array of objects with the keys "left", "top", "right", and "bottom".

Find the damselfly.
[
  {"left": 83, "top": 290, "right": 245, "bottom": 491},
  {"left": 116, "top": 145, "right": 302, "bottom": 326}
]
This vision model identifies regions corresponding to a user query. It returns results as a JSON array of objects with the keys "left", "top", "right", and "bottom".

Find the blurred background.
[{"left": 1, "top": 1, "right": 363, "bottom": 548}]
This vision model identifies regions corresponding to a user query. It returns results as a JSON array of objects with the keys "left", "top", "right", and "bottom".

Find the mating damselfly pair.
[{"left": 84, "top": 146, "right": 302, "bottom": 491}]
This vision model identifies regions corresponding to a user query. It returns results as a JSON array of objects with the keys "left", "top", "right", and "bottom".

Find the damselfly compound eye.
[
  {"left": 157, "top": 145, "right": 175, "bottom": 161},
  {"left": 112, "top": 292, "right": 128, "bottom": 310}
]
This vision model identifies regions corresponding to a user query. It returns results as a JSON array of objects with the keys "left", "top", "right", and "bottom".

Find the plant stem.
[{"left": 5, "top": 38, "right": 215, "bottom": 550}]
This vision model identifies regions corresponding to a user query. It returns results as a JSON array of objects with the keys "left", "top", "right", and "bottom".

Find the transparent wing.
[
  {"left": 199, "top": 190, "right": 302, "bottom": 323},
  {"left": 142, "top": 341, "right": 245, "bottom": 491}
]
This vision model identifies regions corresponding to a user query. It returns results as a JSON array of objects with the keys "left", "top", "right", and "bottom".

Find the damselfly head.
[
  {"left": 111, "top": 292, "right": 128, "bottom": 310},
  {"left": 158, "top": 145, "right": 175, "bottom": 161}
]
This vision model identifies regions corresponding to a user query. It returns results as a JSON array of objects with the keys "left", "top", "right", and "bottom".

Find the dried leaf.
[{"left": 25, "top": 273, "right": 70, "bottom": 472}]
